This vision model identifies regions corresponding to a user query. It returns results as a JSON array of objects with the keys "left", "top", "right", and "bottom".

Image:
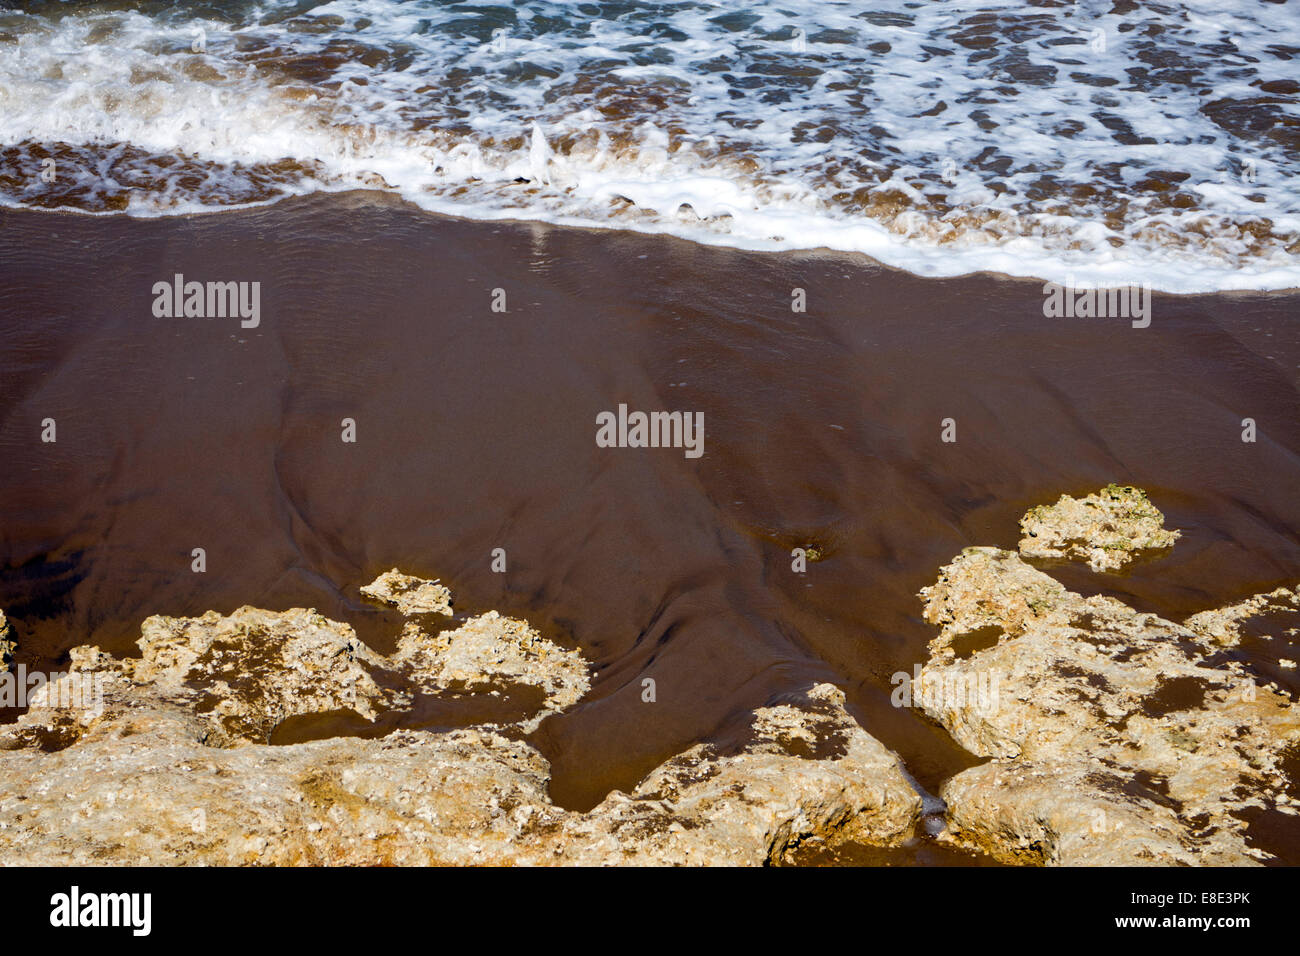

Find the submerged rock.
[
  {"left": 41, "top": 572, "right": 592, "bottom": 745},
  {"left": 1185, "top": 585, "right": 1300, "bottom": 647},
  {"left": 917, "top": 505, "right": 1299, "bottom": 865},
  {"left": 0, "top": 574, "right": 920, "bottom": 865},
  {"left": 536, "top": 683, "right": 920, "bottom": 865},
  {"left": 1018, "top": 483, "right": 1179, "bottom": 571},
  {"left": 128, "top": 607, "right": 397, "bottom": 744},
  {"left": 360, "top": 568, "right": 453, "bottom": 616}
]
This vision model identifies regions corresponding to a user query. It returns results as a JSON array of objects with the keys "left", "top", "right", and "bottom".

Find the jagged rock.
[
  {"left": 392, "top": 611, "right": 589, "bottom": 733},
  {"left": 594, "top": 683, "right": 922, "bottom": 863},
  {"left": 129, "top": 607, "right": 398, "bottom": 744},
  {"left": 0, "top": 579, "right": 921, "bottom": 865},
  {"left": 545, "top": 683, "right": 920, "bottom": 865},
  {"left": 1185, "top": 585, "right": 1300, "bottom": 647},
  {"left": 1018, "top": 484, "right": 1179, "bottom": 571},
  {"left": 360, "top": 569, "right": 453, "bottom": 616},
  {"left": 0, "top": 674, "right": 919, "bottom": 865},
  {"left": 50, "top": 608, "right": 402, "bottom": 746},
  {"left": 916, "top": 545, "right": 1300, "bottom": 865},
  {"left": 938, "top": 758, "right": 1252, "bottom": 867},
  {"left": 921, "top": 546, "right": 1071, "bottom": 647},
  {"left": 48, "top": 587, "right": 590, "bottom": 744},
  {"left": 0, "top": 711, "right": 556, "bottom": 865},
  {"left": 0, "top": 610, "right": 13, "bottom": 667}
]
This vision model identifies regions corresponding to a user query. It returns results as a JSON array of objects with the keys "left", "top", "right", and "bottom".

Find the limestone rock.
[
  {"left": 0, "top": 712, "right": 556, "bottom": 865},
  {"left": 561, "top": 683, "right": 922, "bottom": 865},
  {"left": 0, "top": 610, "right": 14, "bottom": 668},
  {"left": 0, "top": 673, "right": 919, "bottom": 865},
  {"left": 917, "top": 544, "right": 1300, "bottom": 865},
  {"left": 1018, "top": 484, "right": 1179, "bottom": 571},
  {"left": 42, "top": 589, "right": 590, "bottom": 744},
  {"left": 938, "top": 758, "right": 1252, "bottom": 867},
  {"left": 360, "top": 569, "right": 452, "bottom": 616},
  {"left": 0, "top": 579, "right": 920, "bottom": 866},
  {"left": 392, "top": 611, "right": 589, "bottom": 733},
  {"left": 1185, "top": 585, "right": 1300, "bottom": 647},
  {"left": 37, "top": 608, "right": 402, "bottom": 747}
]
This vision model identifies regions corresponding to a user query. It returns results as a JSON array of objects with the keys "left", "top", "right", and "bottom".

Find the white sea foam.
[{"left": 0, "top": 0, "right": 1297, "bottom": 292}]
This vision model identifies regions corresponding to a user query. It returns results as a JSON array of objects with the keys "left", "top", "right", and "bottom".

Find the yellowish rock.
[{"left": 1018, "top": 484, "right": 1179, "bottom": 571}]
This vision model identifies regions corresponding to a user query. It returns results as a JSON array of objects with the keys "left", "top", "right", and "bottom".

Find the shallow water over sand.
[{"left": 0, "top": 193, "right": 1297, "bottom": 860}]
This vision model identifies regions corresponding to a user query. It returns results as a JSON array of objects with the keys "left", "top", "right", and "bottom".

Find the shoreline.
[
  {"left": 1, "top": 192, "right": 1297, "bottom": 862},
  {"left": 1, "top": 491, "right": 1295, "bottom": 865},
  {"left": 5, "top": 189, "right": 1300, "bottom": 297}
]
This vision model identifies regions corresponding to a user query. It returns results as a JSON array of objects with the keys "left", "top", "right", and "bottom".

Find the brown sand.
[{"left": 0, "top": 192, "right": 1297, "bottom": 860}]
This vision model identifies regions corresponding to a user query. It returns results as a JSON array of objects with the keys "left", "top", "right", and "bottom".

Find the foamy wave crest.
[{"left": 1, "top": 0, "right": 1298, "bottom": 292}]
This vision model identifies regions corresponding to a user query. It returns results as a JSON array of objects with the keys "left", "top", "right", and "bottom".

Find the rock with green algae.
[
  {"left": 917, "top": 514, "right": 1300, "bottom": 866},
  {"left": 1018, "top": 483, "right": 1179, "bottom": 572}
]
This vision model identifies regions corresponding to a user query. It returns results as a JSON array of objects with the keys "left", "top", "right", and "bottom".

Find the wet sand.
[{"left": 1, "top": 192, "right": 1297, "bottom": 860}]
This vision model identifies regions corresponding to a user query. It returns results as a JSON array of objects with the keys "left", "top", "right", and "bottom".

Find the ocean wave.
[{"left": 0, "top": 0, "right": 1297, "bottom": 292}]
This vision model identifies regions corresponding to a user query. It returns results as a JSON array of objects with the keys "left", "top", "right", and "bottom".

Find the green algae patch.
[{"left": 1018, "top": 485, "right": 1179, "bottom": 572}]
